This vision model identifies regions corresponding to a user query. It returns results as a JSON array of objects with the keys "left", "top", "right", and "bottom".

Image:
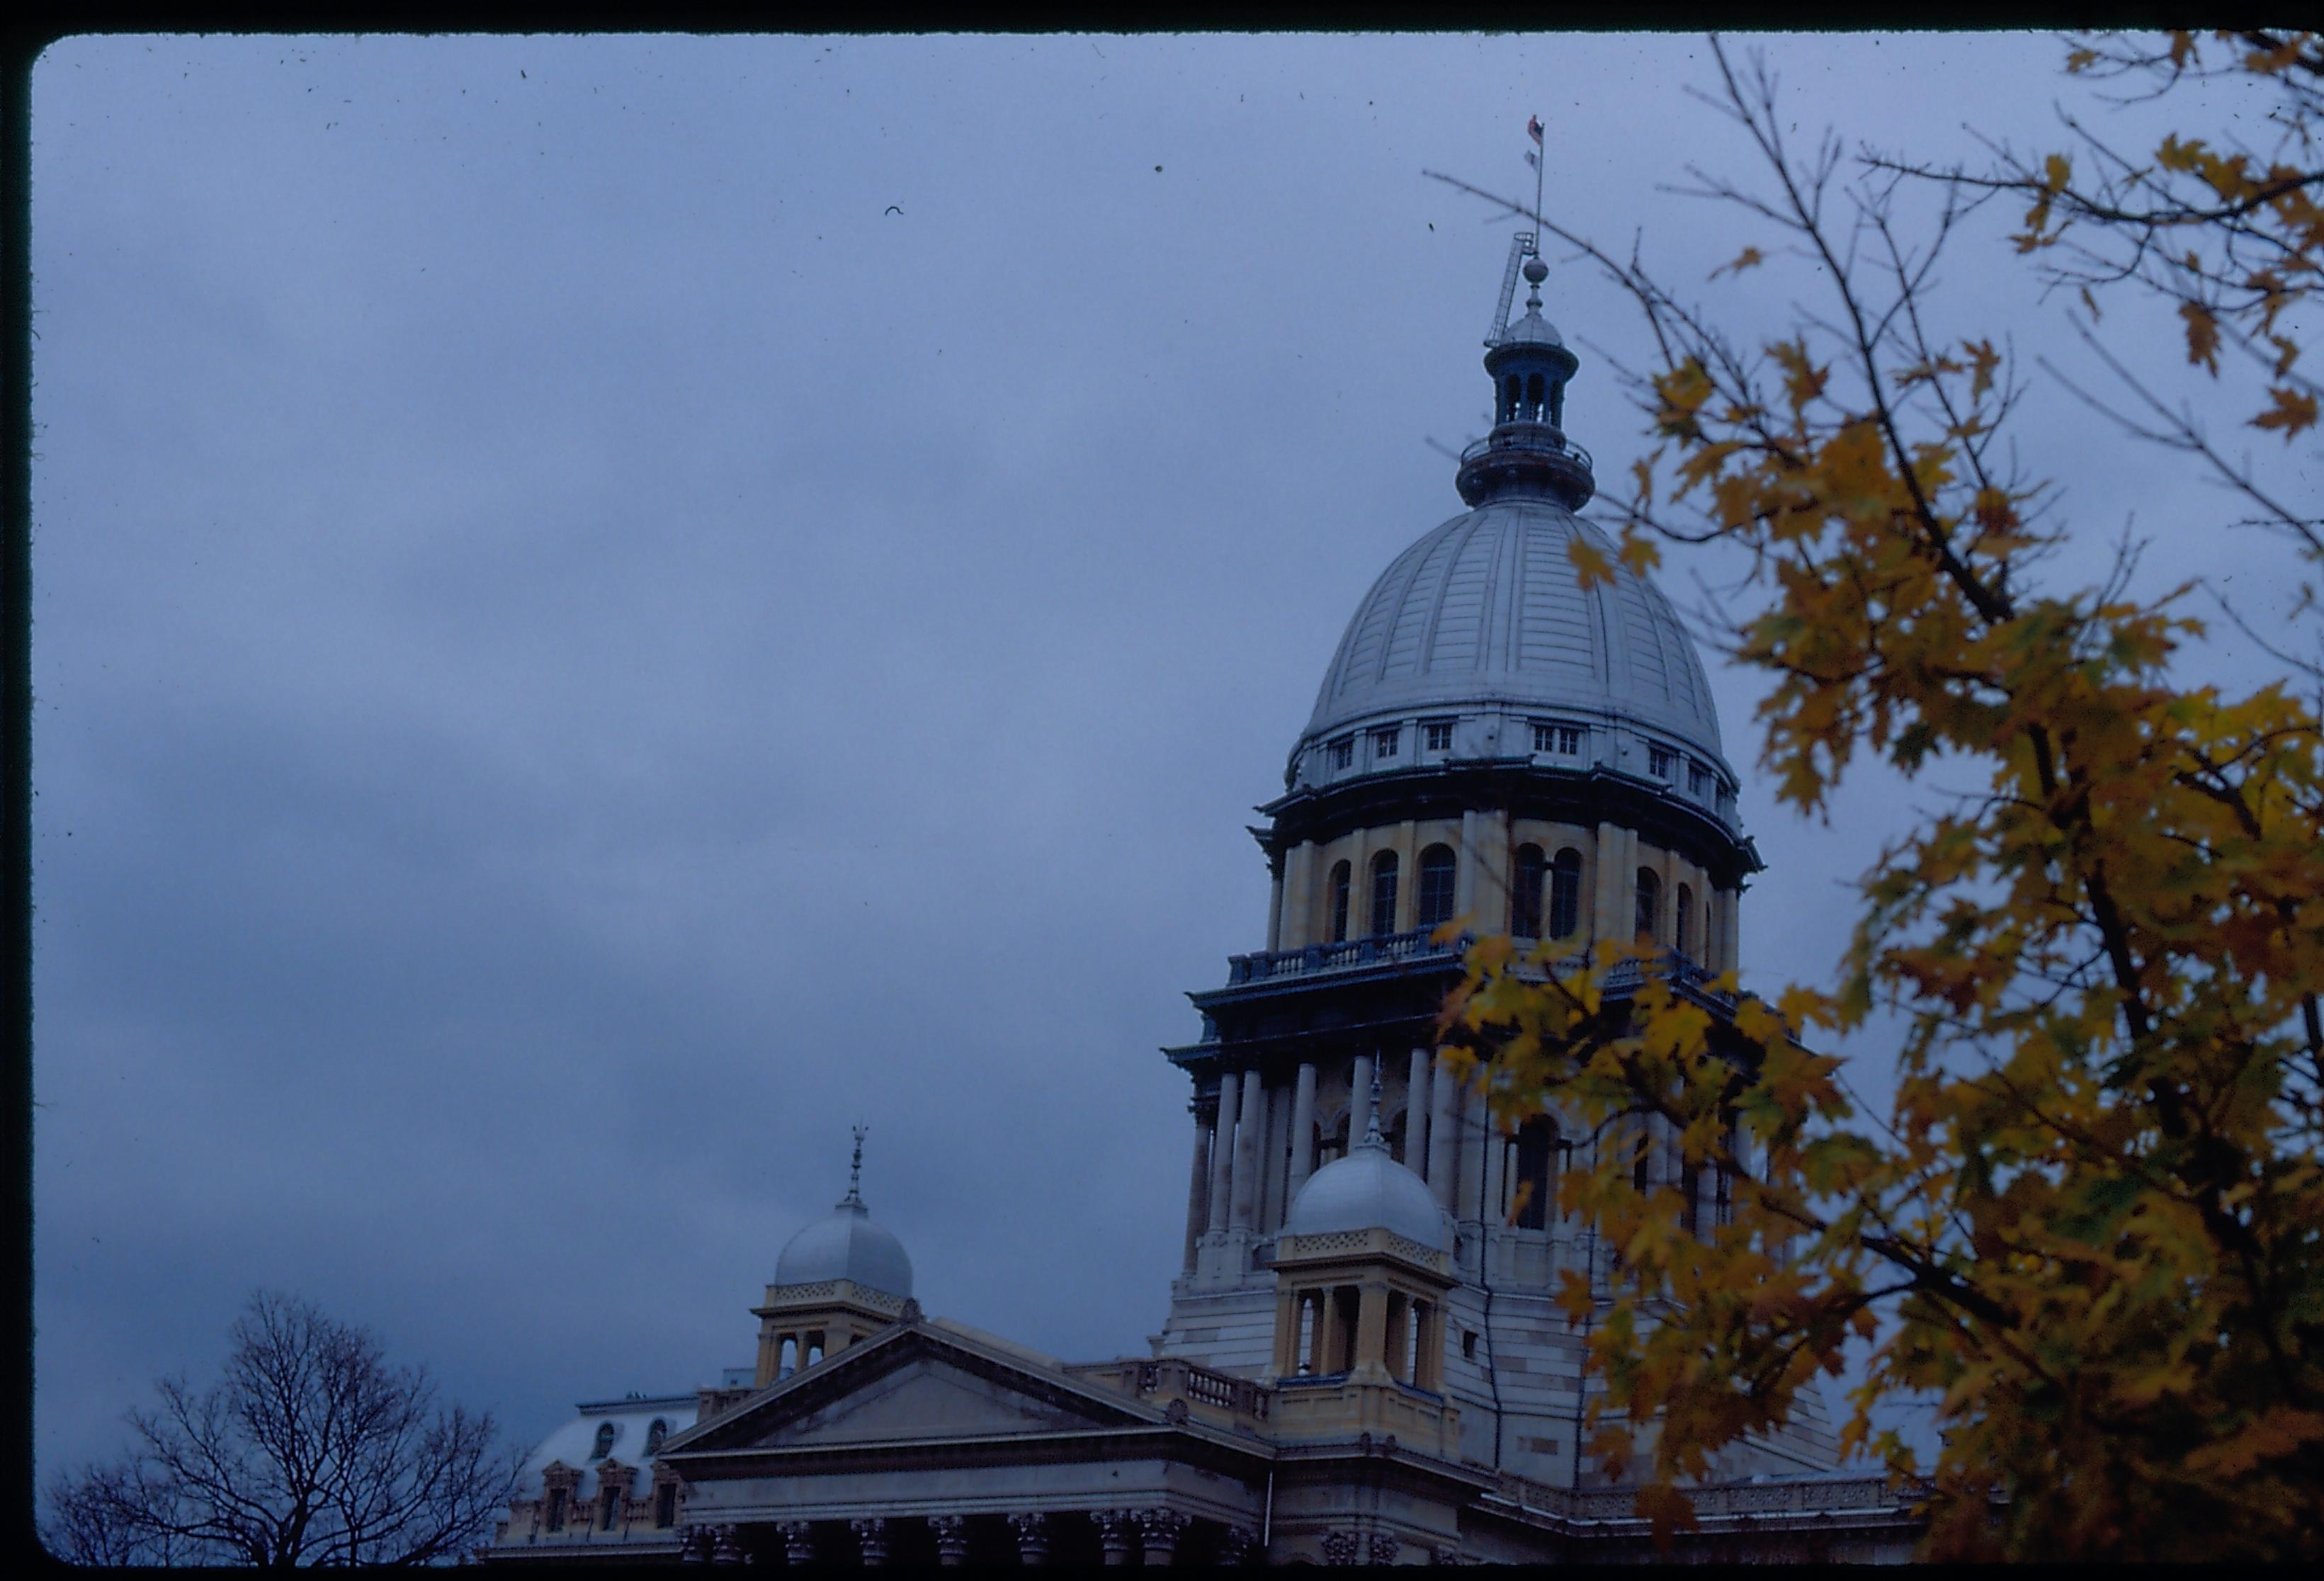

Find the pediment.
[{"left": 666, "top": 1326, "right": 1159, "bottom": 1456}]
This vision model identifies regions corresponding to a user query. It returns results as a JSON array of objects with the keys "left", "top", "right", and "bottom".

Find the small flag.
[{"left": 1527, "top": 115, "right": 1544, "bottom": 145}]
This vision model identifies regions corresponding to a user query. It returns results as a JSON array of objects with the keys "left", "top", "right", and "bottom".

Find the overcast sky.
[{"left": 30, "top": 32, "right": 2304, "bottom": 1481}]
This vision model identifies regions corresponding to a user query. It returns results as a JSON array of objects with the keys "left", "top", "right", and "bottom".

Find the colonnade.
[{"left": 1184, "top": 1050, "right": 1502, "bottom": 1269}]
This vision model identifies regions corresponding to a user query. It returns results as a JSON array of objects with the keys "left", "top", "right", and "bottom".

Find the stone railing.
[
  {"left": 1075, "top": 1358, "right": 1271, "bottom": 1422},
  {"left": 1458, "top": 422, "right": 1594, "bottom": 475},
  {"left": 1225, "top": 926, "right": 1466, "bottom": 986},
  {"left": 1490, "top": 1469, "right": 1927, "bottom": 1524}
]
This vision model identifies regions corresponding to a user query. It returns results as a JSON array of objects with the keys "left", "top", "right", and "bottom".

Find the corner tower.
[{"left": 1154, "top": 239, "right": 1833, "bottom": 1488}]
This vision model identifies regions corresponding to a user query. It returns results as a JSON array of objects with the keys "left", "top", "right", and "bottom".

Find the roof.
[
  {"left": 1293, "top": 497, "right": 1728, "bottom": 784},
  {"left": 1282, "top": 1134, "right": 1449, "bottom": 1250},
  {"left": 773, "top": 1195, "right": 914, "bottom": 1298},
  {"left": 516, "top": 1394, "right": 699, "bottom": 1500}
]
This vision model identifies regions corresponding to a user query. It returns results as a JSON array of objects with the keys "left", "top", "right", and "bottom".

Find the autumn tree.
[
  {"left": 1428, "top": 30, "right": 2324, "bottom": 1562},
  {"left": 40, "top": 1290, "right": 521, "bottom": 1566}
]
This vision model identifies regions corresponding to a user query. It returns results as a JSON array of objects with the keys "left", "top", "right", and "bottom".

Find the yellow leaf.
[
  {"left": 2251, "top": 385, "right": 2319, "bottom": 439},
  {"left": 1568, "top": 536, "right": 1617, "bottom": 589},
  {"left": 2180, "top": 302, "right": 2221, "bottom": 374},
  {"left": 1711, "top": 245, "right": 1764, "bottom": 280}
]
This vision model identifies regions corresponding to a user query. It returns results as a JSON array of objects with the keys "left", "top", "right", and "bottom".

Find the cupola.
[
  {"left": 1456, "top": 254, "right": 1594, "bottom": 509},
  {"left": 752, "top": 1130, "right": 918, "bottom": 1387}
]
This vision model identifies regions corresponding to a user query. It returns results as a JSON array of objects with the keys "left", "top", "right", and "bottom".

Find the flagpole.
[{"left": 1533, "top": 115, "right": 1546, "bottom": 246}]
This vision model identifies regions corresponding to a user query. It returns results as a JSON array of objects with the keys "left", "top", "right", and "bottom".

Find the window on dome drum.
[
  {"left": 1549, "top": 847, "right": 1582, "bottom": 939},
  {"left": 1507, "top": 1116, "right": 1558, "bottom": 1230},
  {"left": 1634, "top": 868, "right": 1661, "bottom": 942},
  {"left": 1648, "top": 745, "right": 1677, "bottom": 779},
  {"left": 645, "top": 1419, "right": 667, "bottom": 1456},
  {"left": 1510, "top": 844, "right": 1546, "bottom": 937},
  {"left": 592, "top": 1422, "right": 616, "bottom": 1461},
  {"left": 1689, "top": 761, "right": 1711, "bottom": 798},
  {"left": 1371, "top": 725, "right": 1400, "bottom": 760},
  {"left": 1370, "top": 851, "right": 1400, "bottom": 936},
  {"left": 1329, "top": 735, "right": 1354, "bottom": 771},
  {"left": 1327, "top": 860, "right": 1352, "bottom": 943},
  {"left": 1676, "top": 883, "right": 1694, "bottom": 956},
  {"left": 1417, "top": 844, "right": 1458, "bottom": 929},
  {"left": 1532, "top": 720, "right": 1582, "bottom": 756},
  {"left": 1423, "top": 718, "right": 1454, "bottom": 752}
]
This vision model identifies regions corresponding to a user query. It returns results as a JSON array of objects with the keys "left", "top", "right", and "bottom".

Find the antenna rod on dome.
[{"left": 846, "top": 1123, "right": 868, "bottom": 1203}]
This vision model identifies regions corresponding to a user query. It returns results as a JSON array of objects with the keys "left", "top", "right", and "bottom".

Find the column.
[
  {"left": 1721, "top": 886, "right": 1741, "bottom": 975},
  {"left": 1007, "top": 1513, "right": 1050, "bottom": 1565},
  {"left": 1354, "top": 1281, "right": 1391, "bottom": 1380},
  {"left": 1184, "top": 1099, "right": 1212, "bottom": 1271},
  {"left": 1097, "top": 1510, "right": 1138, "bottom": 1565},
  {"left": 1458, "top": 1079, "right": 1489, "bottom": 1223},
  {"left": 1453, "top": 808, "right": 1482, "bottom": 922},
  {"left": 1427, "top": 1056, "right": 1459, "bottom": 1208},
  {"left": 776, "top": 1522, "right": 815, "bottom": 1565},
  {"left": 1266, "top": 857, "right": 1286, "bottom": 951},
  {"left": 1229, "top": 1071, "right": 1266, "bottom": 1230},
  {"left": 1592, "top": 820, "right": 1626, "bottom": 941},
  {"left": 851, "top": 1517, "right": 889, "bottom": 1565},
  {"left": 1258, "top": 1079, "right": 1287, "bottom": 1230},
  {"left": 1350, "top": 1053, "right": 1376, "bottom": 1143},
  {"left": 1207, "top": 1071, "right": 1239, "bottom": 1236},
  {"left": 1394, "top": 818, "right": 1418, "bottom": 931},
  {"left": 1284, "top": 840, "right": 1315, "bottom": 948},
  {"left": 1405, "top": 1048, "right": 1432, "bottom": 1169},
  {"left": 1138, "top": 1509, "right": 1189, "bottom": 1565},
  {"left": 1286, "top": 1062, "right": 1318, "bottom": 1203},
  {"left": 931, "top": 1514, "right": 970, "bottom": 1565}
]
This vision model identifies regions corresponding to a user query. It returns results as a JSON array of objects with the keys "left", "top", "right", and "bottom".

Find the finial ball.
[{"left": 1522, "top": 257, "right": 1548, "bottom": 285}]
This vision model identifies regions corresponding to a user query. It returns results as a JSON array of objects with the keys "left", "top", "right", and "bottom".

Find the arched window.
[
  {"left": 1634, "top": 867, "right": 1661, "bottom": 942},
  {"left": 1549, "top": 848, "right": 1582, "bottom": 939},
  {"left": 1502, "top": 374, "right": 1521, "bottom": 421},
  {"left": 1508, "top": 1116, "right": 1558, "bottom": 1230},
  {"left": 1370, "top": 851, "right": 1400, "bottom": 936},
  {"left": 591, "top": 1422, "right": 617, "bottom": 1461},
  {"left": 645, "top": 1419, "right": 668, "bottom": 1457},
  {"left": 1315, "top": 1113, "right": 1351, "bottom": 1171},
  {"left": 1676, "top": 883, "right": 1694, "bottom": 957},
  {"left": 1510, "top": 844, "right": 1546, "bottom": 938},
  {"left": 1416, "top": 844, "right": 1458, "bottom": 930},
  {"left": 1526, "top": 371, "right": 1545, "bottom": 418},
  {"left": 1328, "top": 860, "right": 1352, "bottom": 943}
]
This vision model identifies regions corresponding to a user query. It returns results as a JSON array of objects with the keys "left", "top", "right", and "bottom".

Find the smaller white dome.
[
  {"left": 1499, "top": 305, "right": 1564, "bottom": 346},
  {"left": 1283, "top": 1134, "right": 1449, "bottom": 1252},
  {"left": 773, "top": 1196, "right": 914, "bottom": 1298}
]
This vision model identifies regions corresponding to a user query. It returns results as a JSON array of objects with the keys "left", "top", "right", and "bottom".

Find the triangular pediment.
[{"left": 664, "top": 1324, "right": 1160, "bottom": 1456}]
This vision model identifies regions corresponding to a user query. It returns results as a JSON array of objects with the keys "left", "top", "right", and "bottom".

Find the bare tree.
[{"left": 40, "top": 1291, "right": 521, "bottom": 1566}]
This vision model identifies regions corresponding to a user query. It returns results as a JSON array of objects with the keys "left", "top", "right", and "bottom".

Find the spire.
[
  {"left": 840, "top": 1123, "right": 868, "bottom": 1208},
  {"left": 1356, "top": 1066, "right": 1388, "bottom": 1153}
]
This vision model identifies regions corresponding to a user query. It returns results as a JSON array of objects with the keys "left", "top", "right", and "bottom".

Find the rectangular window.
[
  {"left": 1423, "top": 718, "right": 1454, "bottom": 752},
  {"left": 1532, "top": 722, "right": 1582, "bottom": 756},
  {"left": 1689, "top": 762, "right": 1711, "bottom": 797},
  {"left": 1371, "top": 725, "right": 1400, "bottom": 760},
  {"left": 1329, "top": 735, "right": 1354, "bottom": 770},
  {"left": 1648, "top": 745, "right": 1677, "bottom": 778}
]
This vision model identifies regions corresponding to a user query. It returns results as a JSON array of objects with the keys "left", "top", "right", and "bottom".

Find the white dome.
[
  {"left": 1283, "top": 1136, "right": 1449, "bottom": 1251},
  {"left": 1292, "top": 498, "right": 1730, "bottom": 790},
  {"left": 773, "top": 1196, "right": 913, "bottom": 1298}
]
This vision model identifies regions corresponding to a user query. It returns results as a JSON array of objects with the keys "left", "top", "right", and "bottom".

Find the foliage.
[
  {"left": 1429, "top": 32, "right": 2324, "bottom": 1562},
  {"left": 40, "top": 1291, "right": 521, "bottom": 1566}
]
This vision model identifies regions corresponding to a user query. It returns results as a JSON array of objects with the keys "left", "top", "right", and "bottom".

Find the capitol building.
[{"left": 483, "top": 244, "right": 1924, "bottom": 1565}]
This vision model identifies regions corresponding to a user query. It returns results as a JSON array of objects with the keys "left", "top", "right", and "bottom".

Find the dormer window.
[
  {"left": 1329, "top": 735, "right": 1354, "bottom": 771},
  {"left": 591, "top": 1422, "right": 617, "bottom": 1461},
  {"left": 1532, "top": 721, "right": 1581, "bottom": 756},
  {"left": 1371, "top": 726, "right": 1400, "bottom": 761},
  {"left": 1648, "top": 745, "right": 1677, "bottom": 779},
  {"left": 645, "top": 1419, "right": 668, "bottom": 1456},
  {"left": 1422, "top": 718, "right": 1454, "bottom": 752}
]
